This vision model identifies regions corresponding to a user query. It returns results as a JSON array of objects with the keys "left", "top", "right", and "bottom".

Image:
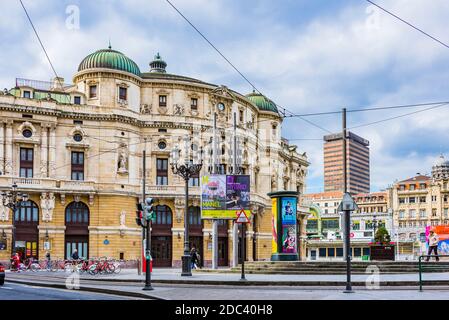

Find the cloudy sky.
[{"left": 2, "top": 0, "right": 449, "bottom": 193}]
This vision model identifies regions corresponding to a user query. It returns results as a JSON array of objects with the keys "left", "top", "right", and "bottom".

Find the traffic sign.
[{"left": 235, "top": 209, "right": 250, "bottom": 224}]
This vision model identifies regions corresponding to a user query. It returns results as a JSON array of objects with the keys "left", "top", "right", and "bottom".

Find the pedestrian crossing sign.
[{"left": 235, "top": 209, "right": 250, "bottom": 224}]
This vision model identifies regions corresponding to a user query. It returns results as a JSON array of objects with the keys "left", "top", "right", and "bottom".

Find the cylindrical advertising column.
[{"left": 268, "top": 191, "right": 299, "bottom": 261}]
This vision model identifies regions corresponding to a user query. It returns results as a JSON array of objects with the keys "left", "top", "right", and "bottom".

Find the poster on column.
[
  {"left": 281, "top": 197, "right": 297, "bottom": 254},
  {"left": 281, "top": 225, "right": 296, "bottom": 253},
  {"left": 281, "top": 197, "right": 297, "bottom": 225},
  {"left": 272, "top": 198, "right": 278, "bottom": 254}
]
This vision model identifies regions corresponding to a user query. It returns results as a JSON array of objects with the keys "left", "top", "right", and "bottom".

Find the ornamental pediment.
[{"left": 211, "top": 85, "right": 236, "bottom": 101}]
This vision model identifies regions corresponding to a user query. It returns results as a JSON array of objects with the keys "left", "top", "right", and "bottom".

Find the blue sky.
[{"left": 2, "top": 0, "right": 449, "bottom": 193}]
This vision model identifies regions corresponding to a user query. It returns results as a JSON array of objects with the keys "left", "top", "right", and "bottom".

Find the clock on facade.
[{"left": 217, "top": 102, "right": 225, "bottom": 112}]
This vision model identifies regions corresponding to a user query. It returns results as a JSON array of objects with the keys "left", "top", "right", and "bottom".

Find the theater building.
[{"left": 0, "top": 47, "right": 309, "bottom": 266}]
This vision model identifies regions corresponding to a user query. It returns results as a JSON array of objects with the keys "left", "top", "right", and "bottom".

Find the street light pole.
[
  {"left": 171, "top": 135, "right": 203, "bottom": 277},
  {"left": 342, "top": 107, "right": 353, "bottom": 293},
  {"left": 2, "top": 182, "right": 28, "bottom": 256},
  {"left": 142, "top": 138, "right": 154, "bottom": 291}
]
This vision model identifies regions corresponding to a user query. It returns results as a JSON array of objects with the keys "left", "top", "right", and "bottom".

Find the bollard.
[{"left": 137, "top": 258, "right": 141, "bottom": 275}]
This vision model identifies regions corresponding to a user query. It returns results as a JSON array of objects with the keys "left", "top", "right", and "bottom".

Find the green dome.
[
  {"left": 78, "top": 47, "right": 141, "bottom": 77},
  {"left": 245, "top": 91, "right": 278, "bottom": 113}
]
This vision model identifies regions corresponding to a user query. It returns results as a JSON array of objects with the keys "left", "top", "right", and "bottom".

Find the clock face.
[{"left": 217, "top": 103, "right": 225, "bottom": 111}]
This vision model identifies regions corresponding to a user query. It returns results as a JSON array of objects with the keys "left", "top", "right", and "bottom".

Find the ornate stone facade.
[{"left": 0, "top": 48, "right": 308, "bottom": 265}]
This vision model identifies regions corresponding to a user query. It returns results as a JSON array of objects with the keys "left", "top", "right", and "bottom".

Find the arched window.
[
  {"left": 188, "top": 206, "right": 202, "bottom": 226},
  {"left": 65, "top": 201, "right": 89, "bottom": 225},
  {"left": 154, "top": 205, "right": 172, "bottom": 225},
  {"left": 15, "top": 200, "right": 38, "bottom": 223}
]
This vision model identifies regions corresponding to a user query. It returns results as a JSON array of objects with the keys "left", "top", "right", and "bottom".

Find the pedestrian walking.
[
  {"left": 45, "top": 251, "right": 51, "bottom": 270},
  {"left": 426, "top": 230, "right": 440, "bottom": 262},
  {"left": 190, "top": 245, "right": 198, "bottom": 269}
]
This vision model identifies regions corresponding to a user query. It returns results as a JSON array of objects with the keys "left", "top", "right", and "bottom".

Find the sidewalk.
[{"left": 7, "top": 268, "right": 449, "bottom": 286}]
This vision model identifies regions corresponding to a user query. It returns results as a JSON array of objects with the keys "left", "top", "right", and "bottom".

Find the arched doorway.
[
  {"left": 188, "top": 206, "right": 203, "bottom": 267},
  {"left": 13, "top": 200, "right": 39, "bottom": 260},
  {"left": 65, "top": 201, "right": 89, "bottom": 260},
  {"left": 151, "top": 205, "right": 173, "bottom": 267}
]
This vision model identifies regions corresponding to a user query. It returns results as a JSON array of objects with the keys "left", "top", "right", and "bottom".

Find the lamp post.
[
  {"left": 1, "top": 182, "right": 29, "bottom": 255},
  {"left": 372, "top": 215, "right": 378, "bottom": 242},
  {"left": 170, "top": 135, "right": 203, "bottom": 276}
]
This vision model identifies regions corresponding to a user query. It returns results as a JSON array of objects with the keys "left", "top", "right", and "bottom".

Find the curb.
[{"left": 5, "top": 279, "right": 164, "bottom": 300}]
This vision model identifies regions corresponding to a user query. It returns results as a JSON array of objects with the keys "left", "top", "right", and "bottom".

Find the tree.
[{"left": 374, "top": 226, "right": 391, "bottom": 244}]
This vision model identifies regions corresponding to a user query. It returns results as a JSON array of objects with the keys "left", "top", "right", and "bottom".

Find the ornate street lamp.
[
  {"left": 170, "top": 135, "right": 203, "bottom": 276},
  {"left": 1, "top": 182, "right": 29, "bottom": 255}
]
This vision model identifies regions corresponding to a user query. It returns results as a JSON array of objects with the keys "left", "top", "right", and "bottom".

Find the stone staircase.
[{"left": 226, "top": 260, "right": 449, "bottom": 274}]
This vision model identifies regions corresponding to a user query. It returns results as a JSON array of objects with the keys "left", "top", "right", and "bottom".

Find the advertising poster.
[
  {"left": 281, "top": 225, "right": 297, "bottom": 253},
  {"left": 272, "top": 198, "right": 278, "bottom": 254},
  {"left": 426, "top": 225, "right": 449, "bottom": 254},
  {"left": 226, "top": 175, "right": 250, "bottom": 211},
  {"left": 201, "top": 175, "right": 251, "bottom": 219},
  {"left": 281, "top": 197, "right": 296, "bottom": 225},
  {"left": 201, "top": 175, "right": 226, "bottom": 218}
]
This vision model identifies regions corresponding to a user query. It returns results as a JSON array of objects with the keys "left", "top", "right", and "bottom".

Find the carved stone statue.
[
  {"left": 140, "top": 104, "right": 152, "bottom": 114},
  {"left": 173, "top": 104, "right": 185, "bottom": 116},
  {"left": 0, "top": 203, "right": 9, "bottom": 222},
  {"left": 119, "top": 211, "right": 126, "bottom": 227},
  {"left": 41, "top": 193, "right": 55, "bottom": 222},
  {"left": 118, "top": 149, "right": 128, "bottom": 173}
]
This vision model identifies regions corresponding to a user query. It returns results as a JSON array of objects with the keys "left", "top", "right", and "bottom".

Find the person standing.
[
  {"left": 190, "top": 245, "right": 198, "bottom": 269},
  {"left": 71, "top": 249, "right": 79, "bottom": 260},
  {"left": 45, "top": 251, "right": 51, "bottom": 270},
  {"left": 426, "top": 230, "right": 440, "bottom": 262}
]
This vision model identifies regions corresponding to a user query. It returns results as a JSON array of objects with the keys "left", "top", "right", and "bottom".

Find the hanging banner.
[{"left": 201, "top": 174, "right": 250, "bottom": 219}]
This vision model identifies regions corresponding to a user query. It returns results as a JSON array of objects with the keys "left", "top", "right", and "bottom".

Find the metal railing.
[{"left": 418, "top": 254, "right": 449, "bottom": 291}]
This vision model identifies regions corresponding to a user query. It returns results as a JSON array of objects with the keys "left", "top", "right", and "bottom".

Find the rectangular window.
[
  {"left": 420, "top": 209, "right": 426, "bottom": 218},
  {"left": 74, "top": 96, "right": 81, "bottom": 105},
  {"left": 354, "top": 248, "right": 362, "bottom": 257},
  {"left": 19, "top": 148, "right": 33, "bottom": 178},
  {"left": 432, "top": 195, "right": 437, "bottom": 202},
  {"left": 399, "top": 198, "right": 405, "bottom": 204},
  {"left": 159, "top": 95, "right": 167, "bottom": 107},
  {"left": 158, "top": 128, "right": 167, "bottom": 133},
  {"left": 336, "top": 247, "right": 344, "bottom": 257},
  {"left": 239, "top": 109, "right": 244, "bottom": 123},
  {"left": 352, "top": 221, "right": 360, "bottom": 230},
  {"left": 410, "top": 184, "right": 415, "bottom": 190},
  {"left": 409, "top": 209, "right": 416, "bottom": 218},
  {"left": 362, "top": 248, "right": 370, "bottom": 256},
  {"left": 119, "top": 87, "right": 127, "bottom": 100},
  {"left": 89, "top": 85, "right": 97, "bottom": 98},
  {"left": 156, "top": 158, "right": 168, "bottom": 185},
  {"left": 319, "top": 248, "right": 327, "bottom": 257},
  {"left": 420, "top": 183, "right": 426, "bottom": 189},
  {"left": 188, "top": 172, "right": 200, "bottom": 187},
  {"left": 71, "top": 151, "right": 84, "bottom": 181},
  {"left": 328, "top": 248, "right": 335, "bottom": 257},
  {"left": 409, "top": 197, "right": 415, "bottom": 203},
  {"left": 419, "top": 196, "right": 426, "bottom": 203},
  {"left": 432, "top": 209, "right": 437, "bottom": 217},
  {"left": 399, "top": 185, "right": 405, "bottom": 191},
  {"left": 444, "top": 208, "right": 448, "bottom": 218},
  {"left": 23, "top": 90, "right": 31, "bottom": 98},
  {"left": 191, "top": 98, "right": 198, "bottom": 110}
]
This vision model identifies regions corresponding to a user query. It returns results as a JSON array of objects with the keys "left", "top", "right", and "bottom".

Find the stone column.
[
  {"left": 48, "top": 124, "right": 56, "bottom": 177},
  {"left": 0, "top": 122, "right": 4, "bottom": 174},
  {"left": 40, "top": 124, "right": 48, "bottom": 177},
  {"left": 4, "top": 120, "right": 13, "bottom": 176}
]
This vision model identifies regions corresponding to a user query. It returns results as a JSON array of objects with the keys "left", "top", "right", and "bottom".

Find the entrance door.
[
  {"left": 189, "top": 236, "right": 203, "bottom": 267},
  {"left": 218, "top": 237, "right": 228, "bottom": 266},
  {"left": 14, "top": 240, "right": 37, "bottom": 261},
  {"left": 311, "top": 249, "right": 317, "bottom": 261},
  {"left": 65, "top": 236, "right": 88, "bottom": 260},
  {"left": 151, "top": 236, "right": 172, "bottom": 267}
]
